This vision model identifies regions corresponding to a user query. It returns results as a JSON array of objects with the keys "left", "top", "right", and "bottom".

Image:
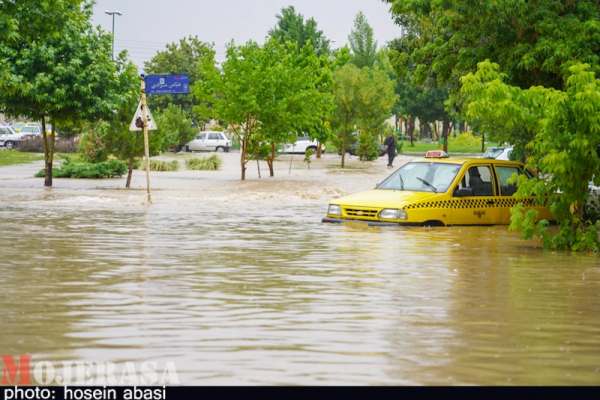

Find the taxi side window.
[
  {"left": 457, "top": 166, "right": 494, "bottom": 196},
  {"left": 496, "top": 166, "right": 522, "bottom": 196}
]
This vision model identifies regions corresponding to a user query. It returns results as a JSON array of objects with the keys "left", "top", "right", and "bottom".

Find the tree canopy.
[
  {"left": 348, "top": 12, "right": 378, "bottom": 69},
  {"left": 385, "top": 0, "right": 600, "bottom": 90},
  {"left": 269, "top": 6, "right": 331, "bottom": 55},
  {"left": 194, "top": 39, "right": 331, "bottom": 179},
  {"left": 0, "top": 0, "right": 130, "bottom": 186},
  {"left": 331, "top": 64, "right": 396, "bottom": 167},
  {"left": 462, "top": 61, "right": 600, "bottom": 251},
  {"left": 144, "top": 36, "right": 215, "bottom": 124}
]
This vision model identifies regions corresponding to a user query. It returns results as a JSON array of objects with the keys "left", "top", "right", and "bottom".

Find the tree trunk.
[
  {"left": 442, "top": 118, "right": 450, "bottom": 153},
  {"left": 240, "top": 137, "right": 247, "bottom": 181},
  {"left": 340, "top": 137, "right": 346, "bottom": 169},
  {"left": 421, "top": 122, "right": 431, "bottom": 140},
  {"left": 481, "top": 132, "right": 486, "bottom": 153},
  {"left": 267, "top": 142, "right": 275, "bottom": 177},
  {"left": 408, "top": 116, "right": 415, "bottom": 146},
  {"left": 316, "top": 142, "right": 322, "bottom": 159},
  {"left": 41, "top": 116, "right": 54, "bottom": 187},
  {"left": 126, "top": 157, "right": 134, "bottom": 188}
]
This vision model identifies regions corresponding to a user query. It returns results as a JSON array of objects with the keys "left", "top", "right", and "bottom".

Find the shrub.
[
  {"left": 185, "top": 155, "right": 222, "bottom": 171},
  {"left": 35, "top": 158, "right": 127, "bottom": 179},
  {"left": 139, "top": 160, "right": 179, "bottom": 171},
  {"left": 356, "top": 131, "right": 379, "bottom": 161},
  {"left": 79, "top": 125, "right": 109, "bottom": 162}
]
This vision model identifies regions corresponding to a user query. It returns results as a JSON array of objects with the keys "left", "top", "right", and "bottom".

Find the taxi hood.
[{"left": 331, "top": 189, "right": 440, "bottom": 209}]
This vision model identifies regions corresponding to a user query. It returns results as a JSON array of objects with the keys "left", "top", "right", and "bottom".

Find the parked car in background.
[
  {"left": 11, "top": 122, "right": 26, "bottom": 132},
  {"left": 19, "top": 124, "right": 42, "bottom": 136},
  {"left": 281, "top": 136, "right": 324, "bottom": 155},
  {"left": 0, "top": 125, "right": 20, "bottom": 148},
  {"left": 483, "top": 146, "right": 513, "bottom": 160},
  {"left": 183, "top": 131, "right": 231, "bottom": 152},
  {"left": 13, "top": 122, "right": 42, "bottom": 134}
]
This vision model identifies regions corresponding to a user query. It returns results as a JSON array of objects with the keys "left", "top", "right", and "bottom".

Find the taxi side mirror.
[{"left": 454, "top": 187, "right": 473, "bottom": 197}]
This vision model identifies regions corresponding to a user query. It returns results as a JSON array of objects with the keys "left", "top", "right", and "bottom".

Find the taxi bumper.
[{"left": 321, "top": 217, "right": 420, "bottom": 227}]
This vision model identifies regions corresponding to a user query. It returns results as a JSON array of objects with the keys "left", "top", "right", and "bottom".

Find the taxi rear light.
[{"left": 425, "top": 150, "right": 449, "bottom": 158}]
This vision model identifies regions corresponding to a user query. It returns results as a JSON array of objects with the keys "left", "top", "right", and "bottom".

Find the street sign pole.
[{"left": 140, "top": 75, "right": 152, "bottom": 203}]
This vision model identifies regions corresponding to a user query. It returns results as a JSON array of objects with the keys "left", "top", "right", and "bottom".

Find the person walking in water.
[{"left": 384, "top": 133, "right": 397, "bottom": 168}]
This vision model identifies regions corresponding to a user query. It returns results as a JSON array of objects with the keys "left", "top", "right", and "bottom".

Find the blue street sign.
[{"left": 145, "top": 74, "right": 190, "bottom": 95}]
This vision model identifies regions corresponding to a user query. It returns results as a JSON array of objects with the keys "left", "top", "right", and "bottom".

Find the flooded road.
[{"left": 0, "top": 153, "right": 599, "bottom": 385}]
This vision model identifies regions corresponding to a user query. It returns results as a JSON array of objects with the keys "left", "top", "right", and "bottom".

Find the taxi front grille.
[{"left": 343, "top": 207, "right": 379, "bottom": 219}]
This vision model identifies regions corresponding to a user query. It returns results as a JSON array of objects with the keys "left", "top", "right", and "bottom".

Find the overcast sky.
[{"left": 91, "top": 0, "right": 400, "bottom": 69}]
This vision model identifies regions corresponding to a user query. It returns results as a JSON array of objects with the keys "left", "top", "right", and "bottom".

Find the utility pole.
[{"left": 105, "top": 10, "right": 122, "bottom": 60}]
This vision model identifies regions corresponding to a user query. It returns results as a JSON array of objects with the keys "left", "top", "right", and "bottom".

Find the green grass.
[
  {"left": 0, "top": 150, "right": 44, "bottom": 166},
  {"left": 401, "top": 138, "right": 498, "bottom": 154}
]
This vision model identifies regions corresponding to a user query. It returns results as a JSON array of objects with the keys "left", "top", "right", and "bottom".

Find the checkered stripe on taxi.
[{"left": 403, "top": 197, "right": 535, "bottom": 210}]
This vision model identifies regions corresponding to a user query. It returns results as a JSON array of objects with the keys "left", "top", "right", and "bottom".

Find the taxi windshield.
[{"left": 377, "top": 162, "right": 461, "bottom": 193}]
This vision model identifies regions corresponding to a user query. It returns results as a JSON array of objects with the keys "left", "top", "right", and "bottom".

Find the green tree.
[
  {"left": 194, "top": 40, "right": 331, "bottom": 179},
  {"left": 269, "top": 9, "right": 334, "bottom": 158},
  {"left": 269, "top": 6, "right": 331, "bottom": 55},
  {"left": 144, "top": 36, "right": 215, "bottom": 125},
  {"left": 356, "top": 68, "right": 397, "bottom": 160},
  {"left": 0, "top": 0, "right": 84, "bottom": 90},
  {"left": 385, "top": 0, "right": 600, "bottom": 91},
  {"left": 461, "top": 61, "right": 600, "bottom": 251},
  {"left": 331, "top": 64, "right": 396, "bottom": 167},
  {"left": 194, "top": 42, "right": 263, "bottom": 180},
  {"left": 0, "top": 1, "right": 127, "bottom": 187},
  {"left": 349, "top": 12, "right": 378, "bottom": 69},
  {"left": 387, "top": 36, "right": 451, "bottom": 148},
  {"left": 155, "top": 104, "right": 195, "bottom": 151},
  {"left": 257, "top": 41, "right": 331, "bottom": 176}
]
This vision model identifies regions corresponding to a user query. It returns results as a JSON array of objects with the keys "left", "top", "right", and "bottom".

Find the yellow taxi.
[{"left": 323, "top": 151, "right": 552, "bottom": 226}]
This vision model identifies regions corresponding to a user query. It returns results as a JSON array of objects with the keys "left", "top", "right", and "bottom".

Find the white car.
[
  {"left": 281, "top": 136, "right": 324, "bottom": 154},
  {"left": 184, "top": 131, "right": 231, "bottom": 152},
  {"left": 0, "top": 125, "right": 22, "bottom": 148},
  {"left": 483, "top": 146, "right": 513, "bottom": 160}
]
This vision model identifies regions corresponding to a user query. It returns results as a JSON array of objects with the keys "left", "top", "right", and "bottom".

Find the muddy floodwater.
[{"left": 0, "top": 152, "right": 599, "bottom": 385}]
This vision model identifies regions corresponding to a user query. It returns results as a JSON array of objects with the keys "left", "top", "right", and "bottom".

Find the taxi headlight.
[
  {"left": 379, "top": 208, "right": 407, "bottom": 220},
  {"left": 328, "top": 204, "right": 341, "bottom": 216}
]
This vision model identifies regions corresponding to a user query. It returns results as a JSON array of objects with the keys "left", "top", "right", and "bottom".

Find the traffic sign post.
[
  {"left": 129, "top": 75, "right": 153, "bottom": 203},
  {"left": 129, "top": 74, "right": 189, "bottom": 204}
]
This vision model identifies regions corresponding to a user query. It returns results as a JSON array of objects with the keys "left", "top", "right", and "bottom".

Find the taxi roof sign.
[{"left": 425, "top": 150, "right": 449, "bottom": 158}]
